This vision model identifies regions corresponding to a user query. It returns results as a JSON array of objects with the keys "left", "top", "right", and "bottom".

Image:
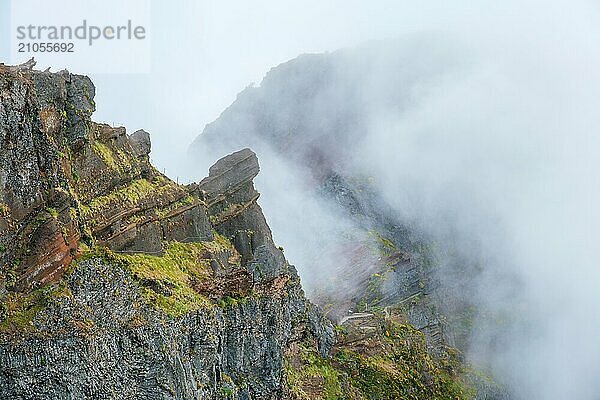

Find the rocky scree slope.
[{"left": 0, "top": 64, "right": 333, "bottom": 399}]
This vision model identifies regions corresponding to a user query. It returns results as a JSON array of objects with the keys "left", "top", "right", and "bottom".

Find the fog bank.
[{"left": 190, "top": 3, "right": 600, "bottom": 397}]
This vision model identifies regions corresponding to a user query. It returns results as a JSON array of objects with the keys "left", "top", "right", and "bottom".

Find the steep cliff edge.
[
  {"left": 0, "top": 65, "right": 333, "bottom": 399},
  {"left": 0, "top": 62, "right": 479, "bottom": 400}
]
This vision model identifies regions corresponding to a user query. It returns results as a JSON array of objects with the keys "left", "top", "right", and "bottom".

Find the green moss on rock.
[
  {"left": 0, "top": 282, "right": 71, "bottom": 335},
  {"left": 81, "top": 234, "right": 239, "bottom": 318},
  {"left": 86, "top": 242, "right": 212, "bottom": 318},
  {"left": 90, "top": 139, "right": 134, "bottom": 174},
  {"left": 91, "top": 141, "right": 119, "bottom": 170},
  {"left": 82, "top": 178, "right": 156, "bottom": 217},
  {"left": 0, "top": 202, "right": 9, "bottom": 218},
  {"left": 285, "top": 320, "right": 475, "bottom": 400},
  {"left": 154, "top": 194, "right": 196, "bottom": 219}
]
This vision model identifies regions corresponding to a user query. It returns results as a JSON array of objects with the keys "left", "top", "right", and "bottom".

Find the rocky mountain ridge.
[
  {"left": 0, "top": 62, "right": 478, "bottom": 399},
  {"left": 190, "top": 45, "right": 462, "bottom": 354},
  {"left": 0, "top": 64, "right": 333, "bottom": 399}
]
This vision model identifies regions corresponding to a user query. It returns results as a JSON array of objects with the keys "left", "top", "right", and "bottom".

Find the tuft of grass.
[
  {"left": 0, "top": 202, "right": 9, "bottom": 218},
  {"left": 91, "top": 141, "right": 118, "bottom": 170},
  {"left": 71, "top": 167, "right": 80, "bottom": 182},
  {"left": 47, "top": 207, "right": 59, "bottom": 219},
  {"left": 369, "top": 231, "right": 396, "bottom": 252}
]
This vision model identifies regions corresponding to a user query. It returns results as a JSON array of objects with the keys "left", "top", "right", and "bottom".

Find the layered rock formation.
[{"left": 0, "top": 65, "right": 333, "bottom": 399}]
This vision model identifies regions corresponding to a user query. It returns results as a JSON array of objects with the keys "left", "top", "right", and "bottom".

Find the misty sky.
[
  {"left": 1, "top": 0, "right": 598, "bottom": 178},
  {"left": 1, "top": 0, "right": 561, "bottom": 177},
  {"left": 88, "top": 0, "right": 473, "bottom": 177}
]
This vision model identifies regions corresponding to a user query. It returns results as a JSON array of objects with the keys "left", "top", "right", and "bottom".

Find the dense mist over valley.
[{"left": 189, "top": 14, "right": 600, "bottom": 399}]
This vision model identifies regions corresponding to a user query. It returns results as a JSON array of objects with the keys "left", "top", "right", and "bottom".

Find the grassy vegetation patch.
[
  {"left": 85, "top": 178, "right": 154, "bottom": 212},
  {"left": 80, "top": 178, "right": 175, "bottom": 227},
  {"left": 0, "top": 282, "right": 71, "bottom": 335},
  {"left": 155, "top": 195, "right": 196, "bottom": 219},
  {"left": 91, "top": 141, "right": 118, "bottom": 170},
  {"left": 0, "top": 232, "right": 239, "bottom": 335},
  {"left": 47, "top": 207, "right": 59, "bottom": 219},
  {"left": 285, "top": 345, "right": 345, "bottom": 400},
  {"left": 285, "top": 321, "right": 474, "bottom": 400},
  {"left": 86, "top": 234, "right": 238, "bottom": 318},
  {"left": 92, "top": 242, "right": 210, "bottom": 318}
]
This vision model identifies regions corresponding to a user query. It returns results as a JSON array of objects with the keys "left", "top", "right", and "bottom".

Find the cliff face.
[{"left": 0, "top": 65, "right": 333, "bottom": 399}]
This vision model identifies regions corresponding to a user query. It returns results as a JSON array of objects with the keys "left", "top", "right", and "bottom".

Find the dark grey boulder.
[{"left": 129, "top": 129, "right": 152, "bottom": 158}]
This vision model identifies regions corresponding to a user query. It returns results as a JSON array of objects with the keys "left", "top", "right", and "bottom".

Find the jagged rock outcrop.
[
  {"left": 0, "top": 64, "right": 333, "bottom": 399},
  {"left": 0, "top": 66, "right": 95, "bottom": 291},
  {"left": 0, "top": 64, "right": 216, "bottom": 290},
  {"left": 198, "top": 149, "right": 283, "bottom": 279},
  {"left": 129, "top": 129, "right": 151, "bottom": 159},
  {"left": 188, "top": 42, "right": 513, "bottom": 398}
]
